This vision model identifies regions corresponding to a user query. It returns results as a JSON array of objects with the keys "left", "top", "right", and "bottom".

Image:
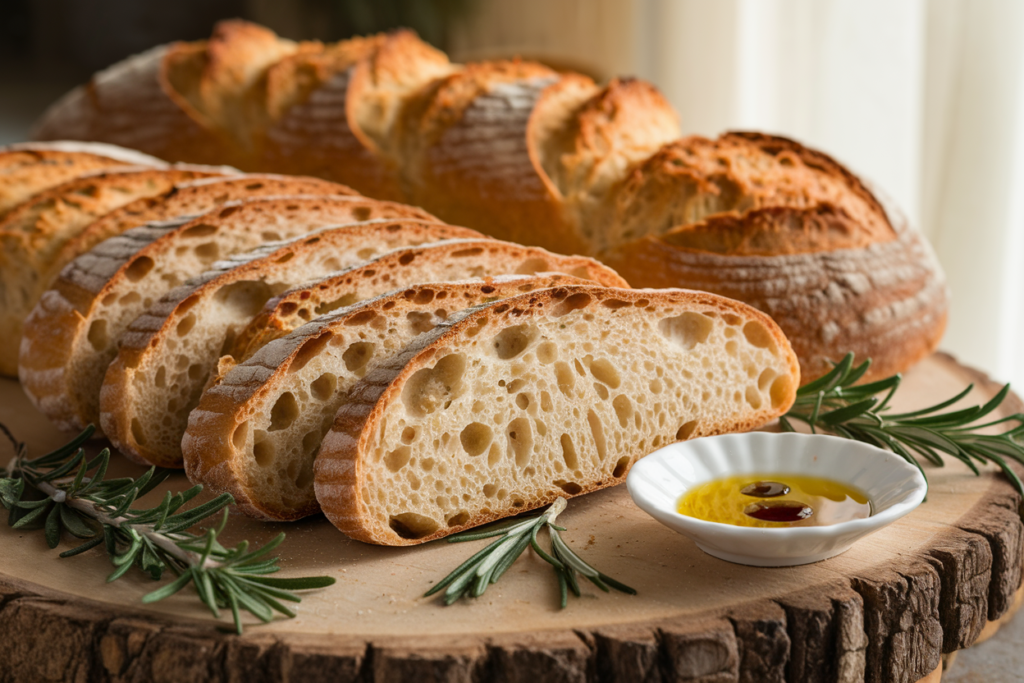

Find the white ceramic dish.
[{"left": 625, "top": 432, "right": 927, "bottom": 567}]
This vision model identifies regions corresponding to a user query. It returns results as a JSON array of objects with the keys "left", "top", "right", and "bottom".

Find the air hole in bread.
[
  {"left": 232, "top": 422, "right": 248, "bottom": 450},
  {"left": 552, "top": 293, "right": 592, "bottom": 318},
  {"left": 536, "top": 341, "right": 557, "bottom": 364},
  {"left": 353, "top": 206, "right": 372, "bottom": 221},
  {"left": 310, "top": 373, "right": 338, "bottom": 401},
  {"left": 302, "top": 431, "right": 321, "bottom": 458},
  {"left": 659, "top": 312, "right": 713, "bottom": 350},
  {"left": 613, "top": 456, "right": 631, "bottom": 478},
  {"left": 188, "top": 364, "right": 204, "bottom": 381},
  {"left": 291, "top": 333, "right": 334, "bottom": 373},
  {"left": 446, "top": 511, "right": 470, "bottom": 528},
  {"left": 555, "top": 362, "right": 575, "bottom": 397},
  {"left": 406, "top": 311, "right": 434, "bottom": 335},
  {"left": 214, "top": 280, "right": 278, "bottom": 319},
  {"left": 343, "top": 342, "right": 375, "bottom": 376},
  {"left": 560, "top": 433, "right": 579, "bottom": 470},
  {"left": 743, "top": 321, "right": 775, "bottom": 350},
  {"left": 460, "top": 423, "right": 493, "bottom": 456},
  {"left": 452, "top": 247, "right": 484, "bottom": 259},
  {"left": 176, "top": 313, "right": 197, "bottom": 337},
  {"left": 124, "top": 256, "right": 154, "bottom": 283},
  {"left": 513, "top": 257, "right": 548, "bottom": 274},
  {"left": 556, "top": 481, "right": 582, "bottom": 495},
  {"left": 723, "top": 313, "right": 742, "bottom": 325},
  {"left": 194, "top": 242, "right": 220, "bottom": 263},
  {"left": 402, "top": 354, "right": 467, "bottom": 418},
  {"left": 253, "top": 433, "right": 273, "bottom": 467},
  {"left": 745, "top": 386, "right": 763, "bottom": 410},
  {"left": 315, "top": 293, "right": 359, "bottom": 316},
  {"left": 515, "top": 393, "right": 530, "bottom": 410},
  {"left": 261, "top": 231, "right": 281, "bottom": 241},
  {"left": 589, "top": 358, "right": 621, "bottom": 389},
  {"left": 492, "top": 324, "right": 536, "bottom": 360},
  {"left": 725, "top": 340, "right": 738, "bottom": 356},
  {"left": 385, "top": 446, "right": 412, "bottom": 472},
  {"left": 267, "top": 392, "right": 299, "bottom": 432},
  {"left": 506, "top": 418, "right": 533, "bottom": 468},
  {"left": 401, "top": 426, "right": 417, "bottom": 444},
  {"left": 676, "top": 420, "right": 699, "bottom": 441},
  {"left": 594, "top": 383, "right": 609, "bottom": 400},
  {"left": 219, "top": 205, "right": 240, "bottom": 219},
  {"left": 130, "top": 418, "right": 146, "bottom": 446},
  {"left": 487, "top": 443, "right": 501, "bottom": 468},
  {"left": 181, "top": 223, "right": 217, "bottom": 239},
  {"left": 87, "top": 319, "right": 108, "bottom": 352},
  {"left": 588, "top": 410, "right": 607, "bottom": 461},
  {"left": 389, "top": 513, "right": 438, "bottom": 540},
  {"left": 771, "top": 375, "right": 794, "bottom": 410},
  {"left": 758, "top": 368, "right": 777, "bottom": 391},
  {"left": 601, "top": 299, "right": 631, "bottom": 310},
  {"left": 154, "top": 366, "right": 167, "bottom": 388},
  {"left": 612, "top": 395, "right": 633, "bottom": 428}
]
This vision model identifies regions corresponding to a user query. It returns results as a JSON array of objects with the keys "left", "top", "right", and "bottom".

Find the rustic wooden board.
[{"left": 0, "top": 352, "right": 1020, "bottom": 683}]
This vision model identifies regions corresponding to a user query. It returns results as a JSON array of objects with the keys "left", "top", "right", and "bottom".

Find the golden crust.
[{"left": 315, "top": 284, "right": 799, "bottom": 545}]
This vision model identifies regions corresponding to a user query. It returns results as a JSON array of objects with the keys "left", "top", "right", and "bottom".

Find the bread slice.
[
  {"left": 20, "top": 195, "right": 433, "bottom": 435},
  {"left": 0, "top": 166, "right": 231, "bottom": 376},
  {"left": 100, "top": 220, "right": 486, "bottom": 467},
  {"left": 314, "top": 285, "right": 800, "bottom": 545},
  {"left": 229, "top": 239, "right": 629, "bottom": 363},
  {"left": 53, "top": 174, "right": 358, "bottom": 277},
  {"left": 184, "top": 275, "right": 589, "bottom": 520},
  {"left": 0, "top": 141, "right": 165, "bottom": 217}
]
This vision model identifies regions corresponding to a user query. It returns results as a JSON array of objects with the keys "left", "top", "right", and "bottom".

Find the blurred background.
[{"left": 2, "top": 0, "right": 1023, "bottom": 397}]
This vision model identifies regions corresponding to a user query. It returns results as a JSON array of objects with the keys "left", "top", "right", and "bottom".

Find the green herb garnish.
[
  {"left": 426, "top": 497, "right": 636, "bottom": 607},
  {"left": 780, "top": 353, "right": 1024, "bottom": 497},
  {"left": 0, "top": 424, "right": 334, "bottom": 634}
]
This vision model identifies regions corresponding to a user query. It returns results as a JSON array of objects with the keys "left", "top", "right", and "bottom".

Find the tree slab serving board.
[{"left": 0, "top": 352, "right": 1020, "bottom": 683}]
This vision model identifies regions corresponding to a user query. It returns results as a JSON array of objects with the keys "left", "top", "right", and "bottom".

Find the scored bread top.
[
  {"left": 0, "top": 141, "right": 166, "bottom": 217},
  {"left": 0, "top": 165, "right": 231, "bottom": 377},
  {"left": 100, "top": 219, "right": 486, "bottom": 467},
  {"left": 19, "top": 194, "right": 431, "bottom": 434},
  {"left": 229, "top": 238, "right": 629, "bottom": 362},
  {"left": 599, "top": 132, "right": 896, "bottom": 256},
  {"left": 184, "top": 274, "right": 589, "bottom": 521},
  {"left": 314, "top": 285, "right": 800, "bottom": 546}
]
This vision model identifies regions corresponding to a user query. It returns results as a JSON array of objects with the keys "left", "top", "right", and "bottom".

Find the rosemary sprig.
[
  {"left": 0, "top": 424, "right": 335, "bottom": 634},
  {"left": 425, "top": 497, "right": 636, "bottom": 607},
  {"left": 781, "top": 353, "right": 1024, "bottom": 498}
]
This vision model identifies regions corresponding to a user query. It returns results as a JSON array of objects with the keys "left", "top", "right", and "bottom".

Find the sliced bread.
[
  {"left": 20, "top": 195, "right": 432, "bottom": 434},
  {"left": 53, "top": 174, "right": 358, "bottom": 276},
  {"left": 0, "top": 141, "right": 166, "bottom": 217},
  {"left": 100, "top": 219, "right": 485, "bottom": 467},
  {"left": 0, "top": 166, "right": 231, "bottom": 376},
  {"left": 229, "top": 239, "right": 629, "bottom": 363},
  {"left": 314, "top": 285, "right": 800, "bottom": 545},
  {"left": 184, "top": 275, "right": 589, "bottom": 520}
]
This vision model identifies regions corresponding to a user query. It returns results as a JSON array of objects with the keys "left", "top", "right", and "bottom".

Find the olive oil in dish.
[{"left": 677, "top": 474, "right": 871, "bottom": 528}]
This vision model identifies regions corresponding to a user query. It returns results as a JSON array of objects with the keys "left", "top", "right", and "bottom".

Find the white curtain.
[{"left": 450, "top": 0, "right": 1024, "bottom": 386}]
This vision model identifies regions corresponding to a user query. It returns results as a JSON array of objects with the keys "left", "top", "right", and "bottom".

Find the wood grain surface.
[{"left": 0, "top": 352, "right": 1019, "bottom": 683}]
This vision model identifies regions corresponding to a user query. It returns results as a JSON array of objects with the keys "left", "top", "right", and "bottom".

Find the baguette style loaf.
[
  {"left": 184, "top": 275, "right": 588, "bottom": 520},
  {"left": 32, "top": 20, "right": 948, "bottom": 382},
  {"left": 20, "top": 195, "right": 433, "bottom": 434},
  {"left": 229, "top": 239, "right": 628, "bottom": 363},
  {"left": 0, "top": 141, "right": 166, "bottom": 217},
  {"left": 100, "top": 219, "right": 485, "bottom": 467},
  {"left": 315, "top": 285, "right": 799, "bottom": 545},
  {"left": 0, "top": 165, "right": 233, "bottom": 376}
]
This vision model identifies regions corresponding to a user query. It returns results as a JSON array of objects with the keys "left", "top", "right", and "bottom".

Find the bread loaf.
[
  {"left": 184, "top": 275, "right": 589, "bottom": 520},
  {"left": 314, "top": 285, "right": 799, "bottom": 545},
  {"left": 20, "top": 195, "right": 433, "bottom": 434},
  {"left": 100, "top": 220, "right": 484, "bottom": 467},
  {"left": 228, "top": 239, "right": 628, "bottom": 364},
  {"left": 0, "top": 165, "right": 233, "bottom": 376},
  {"left": 32, "top": 20, "right": 948, "bottom": 382},
  {"left": 0, "top": 141, "right": 166, "bottom": 217}
]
